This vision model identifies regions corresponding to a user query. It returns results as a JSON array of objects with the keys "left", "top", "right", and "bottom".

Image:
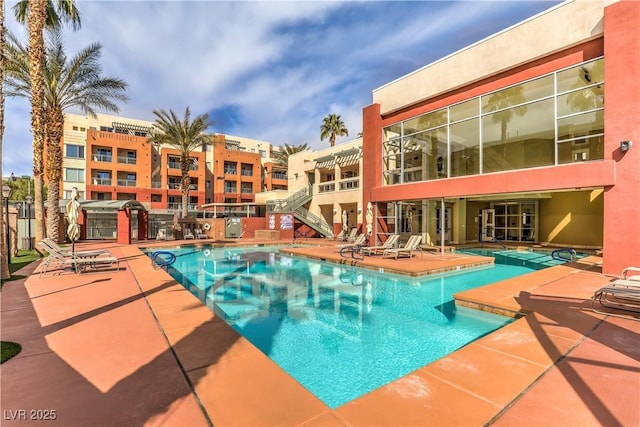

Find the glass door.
[{"left": 481, "top": 209, "right": 495, "bottom": 241}]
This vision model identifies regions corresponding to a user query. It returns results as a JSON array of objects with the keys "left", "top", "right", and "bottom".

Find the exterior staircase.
[{"left": 266, "top": 184, "right": 334, "bottom": 238}]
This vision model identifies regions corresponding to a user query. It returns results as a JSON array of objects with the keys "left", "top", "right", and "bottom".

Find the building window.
[
  {"left": 65, "top": 144, "right": 85, "bottom": 159},
  {"left": 382, "top": 57, "right": 604, "bottom": 185},
  {"left": 259, "top": 150, "right": 266, "bottom": 158},
  {"left": 65, "top": 168, "right": 85, "bottom": 182},
  {"left": 151, "top": 194, "right": 162, "bottom": 202},
  {"left": 72, "top": 126, "right": 78, "bottom": 131},
  {"left": 64, "top": 190, "right": 84, "bottom": 199},
  {"left": 93, "top": 148, "right": 112, "bottom": 162}
]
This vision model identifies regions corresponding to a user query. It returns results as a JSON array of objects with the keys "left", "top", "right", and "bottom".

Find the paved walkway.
[{"left": 1, "top": 240, "right": 638, "bottom": 426}]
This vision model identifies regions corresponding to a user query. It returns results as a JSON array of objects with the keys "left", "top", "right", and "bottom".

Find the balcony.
[
  {"left": 339, "top": 178, "right": 359, "bottom": 190},
  {"left": 117, "top": 179, "right": 137, "bottom": 187},
  {"left": 117, "top": 156, "right": 137, "bottom": 165},
  {"left": 318, "top": 183, "right": 335, "bottom": 193},
  {"left": 224, "top": 187, "right": 237, "bottom": 194},
  {"left": 92, "top": 177, "right": 112, "bottom": 186},
  {"left": 241, "top": 187, "right": 253, "bottom": 194},
  {"left": 167, "top": 202, "right": 198, "bottom": 211},
  {"left": 272, "top": 172, "right": 288, "bottom": 180},
  {"left": 224, "top": 168, "right": 237, "bottom": 175},
  {"left": 92, "top": 154, "right": 112, "bottom": 163},
  {"left": 151, "top": 181, "right": 162, "bottom": 188},
  {"left": 240, "top": 169, "right": 253, "bottom": 177},
  {"left": 168, "top": 160, "right": 198, "bottom": 171}
]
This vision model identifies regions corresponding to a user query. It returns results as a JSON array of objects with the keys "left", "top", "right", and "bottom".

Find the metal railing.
[
  {"left": 117, "top": 179, "right": 137, "bottom": 187},
  {"left": 167, "top": 203, "right": 198, "bottom": 211},
  {"left": 266, "top": 184, "right": 312, "bottom": 212},
  {"left": 92, "top": 178, "right": 112, "bottom": 185},
  {"left": 92, "top": 154, "right": 112, "bottom": 162},
  {"left": 117, "top": 156, "right": 137, "bottom": 165},
  {"left": 293, "top": 206, "right": 333, "bottom": 238}
]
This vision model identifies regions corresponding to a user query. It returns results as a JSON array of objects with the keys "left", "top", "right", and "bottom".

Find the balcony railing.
[
  {"left": 272, "top": 172, "right": 288, "bottom": 180},
  {"left": 117, "top": 156, "right": 137, "bottom": 165},
  {"left": 92, "top": 154, "right": 112, "bottom": 162},
  {"left": 151, "top": 181, "right": 162, "bottom": 188},
  {"left": 241, "top": 170, "right": 253, "bottom": 177},
  {"left": 224, "top": 187, "right": 237, "bottom": 193},
  {"left": 224, "top": 168, "right": 237, "bottom": 175},
  {"left": 167, "top": 203, "right": 198, "bottom": 211},
  {"left": 339, "top": 178, "right": 359, "bottom": 190},
  {"left": 117, "top": 179, "right": 137, "bottom": 187},
  {"left": 241, "top": 187, "right": 253, "bottom": 194},
  {"left": 92, "top": 178, "right": 112, "bottom": 186},
  {"left": 168, "top": 161, "right": 198, "bottom": 170},
  {"left": 318, "top": 183, "right": 336, "bottom": 193}
]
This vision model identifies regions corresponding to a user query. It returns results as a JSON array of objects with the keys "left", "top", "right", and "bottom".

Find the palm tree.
[
  {"left": 320, "top": 114, "right": 348, "bottom": 147},
  {"left": 485, "top": 86, "right": 527, "bottom": 147},
  {"left": 5, "top": 31, "right": 129, "bottom": 241},
  {"left": 1, "top": 2, "right": 8, "bottom": 279},
  {"left": 150, "top": 108, "right": 213, "bottom": 218},
  {"left": 13, "top": 0, "right": 81, "bottom": 245},
  {"left": 273, "top": 143, "right": 309, "bottom": 166}
]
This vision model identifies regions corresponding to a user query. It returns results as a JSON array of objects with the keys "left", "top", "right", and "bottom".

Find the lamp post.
[
  {"left": 2, "top": 185, "right": 12, "bottom": 265},
  {"left": 25, "top": 194, "right": 33, "bottom": 250}
]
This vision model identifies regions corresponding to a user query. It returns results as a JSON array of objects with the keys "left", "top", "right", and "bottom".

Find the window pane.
[
  {"left": 450, "top": 98, "right": 479, "bottom": 122},
  {"left": 557, "top": 85, "right": 604, "bottom": 117},
  {"left": 383, "top": 124, "right": 401, "bottom": 142},
  {"left": 450, "top": 118, "right": 479, "bottom": 177},
  {"left": 404, "top": 108, "right": 447, "bottom": 135},
  {"left": 482, "top": 98, "right": 555, "bottom": 173},
  {"left": 482, "top": 75, "right": 553, "bottom": 114},
  {"left": 556, "top": 58, "right": 604, "bottom": 94},
  {"left": 557, "top": 110, "right": 604, "bottom": 142},
  {"left": 420, "top": 128, "right": 448, "bottom": 180}
]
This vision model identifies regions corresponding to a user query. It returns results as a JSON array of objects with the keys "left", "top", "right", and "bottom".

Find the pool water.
[
  {"left": 154, "top": 246, "right": 535, "bottom": 408},
  {"left": 457, "top": 247, "right": 580, "bottom": 269}
]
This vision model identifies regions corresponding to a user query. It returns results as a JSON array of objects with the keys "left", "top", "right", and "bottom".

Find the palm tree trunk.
[
  {"left": 45, "top": 108, "right": 64, "bottom": 242},
  {"left": 181, "top": 158, "right": 191, "bottom": 219},
  {"left": 29, "top": 0, "right": 47, "bottom": 246},
  {"left": 1, "top": 1, "right": 10, "bottom": 279}
]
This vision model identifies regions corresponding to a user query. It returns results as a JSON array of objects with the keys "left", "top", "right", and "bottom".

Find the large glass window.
[
  {"left": 450, "top": 118, "right": 479, "bottom": 177},
  {"left": 65, "top": 144, "right": 85, "bottom": 159},
  {"left": 382, "top": 57, "right": 603, "bottom": 184},
  {"left": 65, "top": 168, "right": 84, "bottom": 182}
]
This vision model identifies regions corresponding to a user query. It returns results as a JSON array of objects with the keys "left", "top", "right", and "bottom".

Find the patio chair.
[
  {"left": 38, "top": 240, "right": 120, "bottom": 276},
  {"left": 592, "top": 284, "right": 640, "bottom": 314},
  {"left": 335, "top": 233, "right": 367, "bottom": 251},
  {"left": 156, "top": 228, "right": 167, "bottom": 240},
  {"left": 361, "top": 234, "right": 399, "bottom": 256},
  {"left": 183, "top": 228, "right": 195, "bottom": 240},
  {"left": 41, "top": 238, "right": 110, "bottom": 259},
  {"left": 621, "top": 266, "right": 640, "bottom": 282},
  {"left": 346, "top": 228, "right": 358, "bottom": 243},
  {"left": 382, "top": 235, "right": 424, "bottom": 259},
  {"left": 195, "top": 228, "right": 207, "bottom": 239}
]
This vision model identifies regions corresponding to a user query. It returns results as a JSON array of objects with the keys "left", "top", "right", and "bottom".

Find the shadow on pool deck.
[{"left": 1, "top": 239, "right": 638, "bottom": 426}]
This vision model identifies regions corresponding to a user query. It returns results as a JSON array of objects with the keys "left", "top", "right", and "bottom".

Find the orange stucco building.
[{"left": 361, "top": 0, "right": 639, "bottom": 274}]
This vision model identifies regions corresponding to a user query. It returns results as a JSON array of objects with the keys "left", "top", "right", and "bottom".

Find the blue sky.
[{"left": 3, "top": 0, "right": 560, "bottom": 176}]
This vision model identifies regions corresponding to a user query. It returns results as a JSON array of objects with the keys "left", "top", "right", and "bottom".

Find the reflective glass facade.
[{"left": 382, "top": 58, "right": 604, "bottom": 185}]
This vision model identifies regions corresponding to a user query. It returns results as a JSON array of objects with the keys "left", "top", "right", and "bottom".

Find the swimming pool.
[
  {"left": 457, "top": 247, "right": 581, "bottom": 269},
  {"left": 153, "top": 245, "right": 535, "bottom": 408}
]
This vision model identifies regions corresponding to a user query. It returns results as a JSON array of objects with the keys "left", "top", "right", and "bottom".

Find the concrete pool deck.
[{"left": 1, "top": 239, "right": 638, "bottom": 426}]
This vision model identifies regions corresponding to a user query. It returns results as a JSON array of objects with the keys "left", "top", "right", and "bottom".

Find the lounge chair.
[
  {"left": 382, "top": 235, "right": 423, "bottom": 259},
  {"left": 183, "top": 228, "right": 195, "bottom": 240},
  {"left": 592, "top": 285, "right": 640, "bottom": 314},
  {"left": 38, "top": 241, "right": 120, "bottom": 276},
  {"left": 344, "top": 228, "right": 358, "bottom": 243},
  {"left": 621, "top": 266, "right": 640, "bottom": 282},
  {"left": 156, "top": 228, "right": 167, "bottom": 240},
  {"left": 41, "top": 238, "right": 110, "bottom": 259},
  {"left": 335, "top": 233, "right": 367, "bottom": 250},
  {"left": 362, "top": 234, "right": 399, "bottom": 256},
  {"left": 195, "top": 228, "right": 207, "bottom": 239}
]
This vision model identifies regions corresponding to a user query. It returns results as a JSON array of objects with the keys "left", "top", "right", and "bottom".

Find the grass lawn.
[{"left": 1, "top": 341, "right": 22, "bottom": 363}]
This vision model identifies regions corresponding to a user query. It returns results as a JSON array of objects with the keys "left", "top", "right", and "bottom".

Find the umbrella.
[
  {"left": 342, "top": 210, "right": 348, "bottom": 235},
  {"left": 66, "top": 187, "right": 81, "bottom": 257},
  {"left": 365, "top": 202, "right": 373, "bottom": 236}
]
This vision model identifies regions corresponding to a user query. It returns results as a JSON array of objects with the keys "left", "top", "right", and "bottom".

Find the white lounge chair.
[
  {"left": 362, "top": 234, "right": 399, "bottom": 256},
  {"left": 335, "top": 233, "right": 367, "bottom": 250},
  {"left": 156, "top": 228, "right": 167, "bottom": 240},
  {"left": 195, "top": 228, "right": 207, "bottom": 239},
  {"left": 621, "top": 266, "right": 640, "bottom": 282},
  {"left": 592, "top": 285, "right": 640, "bottom": 314},
  {"left": 344, "top": 228, "right": 358, "bottom": 243},
  {"left": 382, "top": 235, "right": 423, "bottom": 259},
  {"left": 183, "top": 228, "right": 195, "bottom": 240},
  {"left": 38, "top": 240, "right": 120, "bottom": 276}
]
